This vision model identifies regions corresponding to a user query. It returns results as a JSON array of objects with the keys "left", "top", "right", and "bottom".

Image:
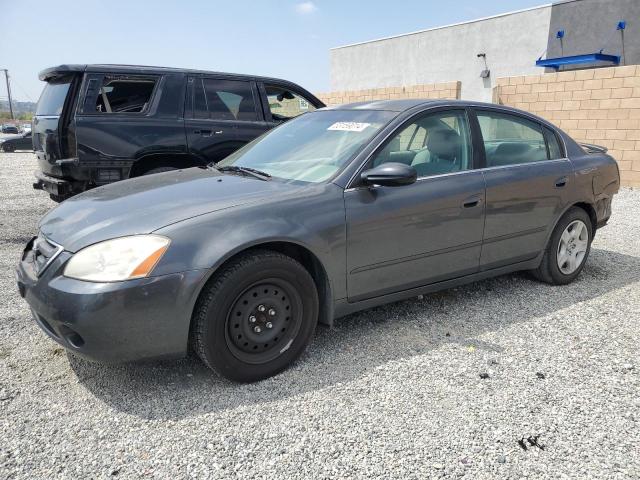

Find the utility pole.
[{"left": 2, "top": 69, "right": 15, "bottom": 120}]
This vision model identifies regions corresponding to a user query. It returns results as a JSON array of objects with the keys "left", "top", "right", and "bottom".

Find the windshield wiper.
[{"left": 215, "top": 165, "right": 272, "bottom": 181}]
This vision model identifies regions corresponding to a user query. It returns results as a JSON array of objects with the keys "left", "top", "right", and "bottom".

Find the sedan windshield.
[{"left": 217, "top": 110, "right": 396, "bottom": 183}]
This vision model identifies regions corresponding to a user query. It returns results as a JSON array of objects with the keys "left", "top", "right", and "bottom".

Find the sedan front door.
[{"left": 344, "top": 109, "right": 486, "bottom": 301}]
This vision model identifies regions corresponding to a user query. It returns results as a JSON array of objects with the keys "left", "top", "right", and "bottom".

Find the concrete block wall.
[
  {"left": 494, "top": 65, "right": 640, "bottom": 188},
  {"left": 317, "top": 81, "right": 461, "bottom": 106}
]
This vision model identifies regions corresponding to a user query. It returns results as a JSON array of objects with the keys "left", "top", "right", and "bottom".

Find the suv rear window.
[
  {"left": 36, "top": 80, "right": 71, "bottom": 116},
  {"left": 94, "top": 76, "right": 157, "bottom": 113}
]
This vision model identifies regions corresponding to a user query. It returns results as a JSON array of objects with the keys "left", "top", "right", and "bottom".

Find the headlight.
[{"left": 64, "top": 235, "right": 170, "bottom": 282}]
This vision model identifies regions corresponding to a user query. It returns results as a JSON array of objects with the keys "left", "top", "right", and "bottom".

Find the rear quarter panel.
[
  {"left": 562, "top": 131, "right": 620, "bottom": 226},
  {"left": 74, "top": 73, "right": 188, "bottom": 169}
]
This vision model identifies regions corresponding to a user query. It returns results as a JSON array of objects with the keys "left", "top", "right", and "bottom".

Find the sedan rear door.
[{"left": 472, "top": 108, "right": 573, "bottom": 270}]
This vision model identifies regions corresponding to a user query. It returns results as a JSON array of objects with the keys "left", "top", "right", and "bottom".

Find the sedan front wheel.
[{"left": 191, "top": 250, "right": 319, "bottom": 382}]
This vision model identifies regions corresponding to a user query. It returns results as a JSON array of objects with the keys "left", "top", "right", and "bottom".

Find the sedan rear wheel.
[
  {"left": 191, "top": 250, "right": 318, "bottom": 382},
  {"left": 556, "top": 220, "right": 589, "bottom": 275},
  {"left": 532, "top": 207, "right": 593, "bottom": 285},
  {"left": 2, "top": 143, "right": 15, "bottom": 152}
]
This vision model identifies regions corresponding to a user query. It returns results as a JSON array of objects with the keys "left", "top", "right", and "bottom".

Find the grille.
[{"left": 26, "top": 235, "right": 63, "bottom": 276}]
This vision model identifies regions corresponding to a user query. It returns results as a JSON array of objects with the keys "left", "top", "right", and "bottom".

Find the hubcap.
[
  {"left": 557, "top": 220, "right": 589, "bottom": 274},
  {"left": 225, "top": 280, "right": 302, "bottom": 364}
]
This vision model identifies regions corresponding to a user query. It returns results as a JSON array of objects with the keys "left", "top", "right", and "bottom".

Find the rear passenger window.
[
  {"left": 477, "top": 111, "right": 547, "bottom": 167},
  {"left": 202, "top": 79, "right": 257, "bottom": 121},
  {"left": 94, "top": 76, "right": 157, "bottom": 114},
  {"left": 544, "top": 126, "right": 563, "bottom": 159},
  {"left": 193, "top": 78, "right": 208, "bottom": 119}
]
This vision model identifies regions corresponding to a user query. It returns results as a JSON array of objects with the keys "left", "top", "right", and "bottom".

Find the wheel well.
[
  {"left": 129, "top": 154, "right": 205, "bottom": 177},
  {"left": 248, "top": 242, "right": 333, "bottom": 326},
  {"left": 199, "top": 242, "right": 333, "bottom": 327},
  {"left": 574, "top": 202, "right": 598, "bottom": 234}
]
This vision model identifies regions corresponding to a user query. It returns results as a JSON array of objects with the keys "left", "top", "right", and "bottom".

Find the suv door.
[
  {"left": 185, "top": 77, "right": 267, "bottom": 164},
  {"left": 344, "top": 108, "right": 485, "bottom": 301},
  {"left": 472, "top": 108, "right": 573, "bottom": 270}
]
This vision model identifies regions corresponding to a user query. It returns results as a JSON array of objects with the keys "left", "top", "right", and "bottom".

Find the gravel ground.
[{"left": 1, "top": 152, "right": 638, "bottom": 479}]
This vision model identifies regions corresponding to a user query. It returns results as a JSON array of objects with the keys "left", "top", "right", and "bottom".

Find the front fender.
[{"left": 151, "top": 184, "right": 347, "bottom": 299}]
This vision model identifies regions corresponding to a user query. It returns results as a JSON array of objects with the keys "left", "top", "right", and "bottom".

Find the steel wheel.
[
  {"left": 556, "top": 219, "right": 589, "bottom": 275},
  {"left": 191, "top": 250, "right": 319, "bottom": 382},
  {"left": 225, "top": 279, "right": 303, "bottom": 365}
]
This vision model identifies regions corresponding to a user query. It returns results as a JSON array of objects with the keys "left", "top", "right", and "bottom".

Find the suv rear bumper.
[{"left": 33, "top": 171, "right": 85, "bottom": 199}]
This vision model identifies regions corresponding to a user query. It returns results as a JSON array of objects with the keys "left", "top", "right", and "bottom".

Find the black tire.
[
  {"left": 191, "top": 250, "right": 319, "bottom": 382},
  {"left": 2, "top": 143, "right": 15, "bottom": 152},
  {"left": 142, "top": 166, "right": 178, "bottom": 176},
  {"left": 532, "top": 207, "right": 593, "bottom": 285}
]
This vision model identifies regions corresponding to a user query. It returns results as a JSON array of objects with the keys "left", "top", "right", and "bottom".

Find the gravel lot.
[{"left": 1, "top": 152, "right": 638, "bottom": 479}]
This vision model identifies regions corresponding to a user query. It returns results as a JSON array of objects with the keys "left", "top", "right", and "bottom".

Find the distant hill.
[{"left": 0, "top": 99, "right": 37, "bottom": 116}]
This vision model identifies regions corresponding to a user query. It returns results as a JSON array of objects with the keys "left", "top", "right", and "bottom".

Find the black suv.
[{"left": 32, "top": 64, "right": 325, "bottom": 201}]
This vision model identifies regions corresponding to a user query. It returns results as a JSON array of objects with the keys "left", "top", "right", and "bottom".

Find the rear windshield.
[{"left": 36, "top": 80, "right": 71, "bottom": 116}]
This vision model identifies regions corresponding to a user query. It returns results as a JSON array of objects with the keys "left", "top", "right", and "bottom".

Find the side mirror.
[{"left": 360, "top": 162, "right": 417, "bottom": 187}]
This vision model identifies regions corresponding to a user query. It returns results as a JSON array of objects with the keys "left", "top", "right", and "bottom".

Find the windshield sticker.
[{"left": 327, "top": 122, "right": 371, "bottom": 132}]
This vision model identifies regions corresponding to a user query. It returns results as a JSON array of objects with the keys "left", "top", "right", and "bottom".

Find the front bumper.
[{"left": 16, "top": 247, "right": 207, "bottom": 363}]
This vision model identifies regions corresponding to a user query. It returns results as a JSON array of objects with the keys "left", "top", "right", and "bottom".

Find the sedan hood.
[{"left": 39, "top": 167, "right": 303, "bottom": 252}]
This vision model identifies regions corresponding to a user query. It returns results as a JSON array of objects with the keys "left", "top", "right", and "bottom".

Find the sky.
[{"left": 1, "top": 0, "right": 548, "bottom": 102}]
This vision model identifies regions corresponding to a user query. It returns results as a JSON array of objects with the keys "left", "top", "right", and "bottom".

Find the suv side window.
[
  {"left": 265, "top": 84, "right": 317, "bottom": 121},
  {"left": 202, "top": 79, "right": 257, "bottom": 121},
  {"left": 93, "top": 76, "right": 157, "bottom": 114},
  {"left": 476, "top": 111, "right": 548, "bottom": 167},
  {"left": 371, "top": 110, "right": 472, "bottom": 178},
  {"left": 193, "top": 78, "right": 208, "bottom": 119}
]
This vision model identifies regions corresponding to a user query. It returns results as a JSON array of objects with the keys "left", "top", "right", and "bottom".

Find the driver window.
[
  {"left": 265, "top": 85, "right": 317, "bottom": 121},
  {"left": 371, "top": 110, "right": 472, "bottom": 178}
]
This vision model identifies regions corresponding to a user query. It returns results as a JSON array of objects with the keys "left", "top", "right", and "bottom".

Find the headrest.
[
  {"left": 427, "top": 128, "right": 460, "bottom": 160},
  {"left": 494, "top": 142, "right": 531, "bottom": 156}
]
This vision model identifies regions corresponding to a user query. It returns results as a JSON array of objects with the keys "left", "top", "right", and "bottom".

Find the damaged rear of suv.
[{"left": 32, "top": 64, "right": 324, "bottom": 201}]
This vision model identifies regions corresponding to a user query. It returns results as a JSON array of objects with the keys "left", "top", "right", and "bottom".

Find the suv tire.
[{"left": 142, "top": 166, "right": 178, "bottom": 176}]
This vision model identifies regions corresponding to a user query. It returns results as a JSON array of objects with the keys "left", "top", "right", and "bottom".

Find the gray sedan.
[{"left": 16, "top": 100, "right": 620, "bottom": 381}]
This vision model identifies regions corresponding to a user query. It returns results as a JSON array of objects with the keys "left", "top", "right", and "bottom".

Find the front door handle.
[
  {"left": 462, "top": 195, "right": 483, "bottom": 208},
  {"left": 555, "top": 176, "right": 567, "bottom": 188}
]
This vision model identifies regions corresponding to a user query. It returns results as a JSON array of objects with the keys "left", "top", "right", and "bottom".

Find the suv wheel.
[
  {"left": 191, "top": 250, "right": 318, "bottom": 382},
  {"left": 2, "top": 143, "right": 15, "bottom": 152},
  {"left": 142, "top": 166, "right": 178, "bottom": 176},
  {"left": 532, "top": 207, "right": 593, "bottom": 285}
]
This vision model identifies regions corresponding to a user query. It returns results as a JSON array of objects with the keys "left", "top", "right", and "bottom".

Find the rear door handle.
[
  {"left": 555, "top": 177, "right": 567, "bottom": 188},
  {"left": 194, "top": 129, "right": 216, "bottom": 136}
]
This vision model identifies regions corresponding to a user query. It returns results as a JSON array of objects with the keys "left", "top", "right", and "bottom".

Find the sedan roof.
[{"left": 325, "top": 99, "right": 515, "bottom": 112}]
